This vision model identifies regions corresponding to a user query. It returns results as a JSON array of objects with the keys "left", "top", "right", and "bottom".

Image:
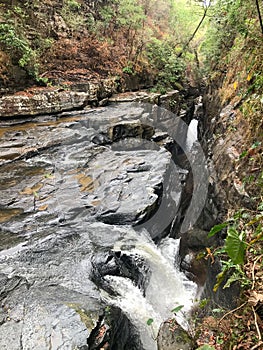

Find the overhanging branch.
[{"left": 177, "top": 1, "right": 211, "bottom": 57}]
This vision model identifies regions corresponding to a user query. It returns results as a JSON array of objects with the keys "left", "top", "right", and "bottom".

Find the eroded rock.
[
  {"left": 157, "top": 320, "right": 195, "bottom": 350},
  {"left": 0, "top": 223, "right": 151, "bottom": 350},
  {"left": 0, "top": 101, "right": 193, "bottom": 349},
  {"left": 0, "top": 78, "right": 118, "bottom": 118},
  {"left": 91, "top": 251, "right": 150, "bottom": 296}
]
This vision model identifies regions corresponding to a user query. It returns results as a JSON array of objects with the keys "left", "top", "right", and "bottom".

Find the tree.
[{"left": 177, "top": 0, "right": 211, "bottom": 57}]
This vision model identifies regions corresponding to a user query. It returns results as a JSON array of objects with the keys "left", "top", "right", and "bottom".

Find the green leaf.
[
  {"left": 213, "top": 270, "right": 227, "bottom": 292},
  {"left": 33, "top": 191, "right": 39, "bottom": 198},
  {"left": 239, "top": 150, "right": 248, "bottom": 159},
  {"left": 44, "top": 173, "right": 53, "bottom": 179},
  {"left": 146, "top": 318, "right": 154, "bottom": 326},
  {"left": 213, "top": 247, "right": 226, "bottom": 256},
  {"left": 212, "top": 308, "right": 223, "bottom": 314},
  {"left": 217, "top": 338, "right": 224, "bottom": 345},
  {"left": 196, "top": 345, "right": 215, "bottom": 350},
  {"left": 241, "top": 212, "right": 250, "bottom": 219},
  {"left": 223, "top": 271, "right": 242, "bottom": 289},
  {"left": 225, "top": 227, "right": 246, "bottom": 265},
  {"left": 199, "top": 299, "right": 209, "bottom": 308},
  {"left": 208, "top": 222, "right": 228, "bottom": 237},
  {"left": 171, "top": 305, "right": 184, "bottom": 314},
  {"left": 251, "top": 141, "right": 261, "bottom": 149},
  {"left": 247, "top": 215, "right": 263, "bottom": 225}
]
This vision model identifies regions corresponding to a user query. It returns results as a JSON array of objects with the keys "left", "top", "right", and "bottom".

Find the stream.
[{"left": 0, "top": 100, "right": 207, "bottom": 350}]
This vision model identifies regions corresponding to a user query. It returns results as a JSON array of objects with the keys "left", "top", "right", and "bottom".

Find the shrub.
[
  {"left": 146, "top": 38, "right": 185, "bottom": 89},
  {"left": 0, "top": 23, "right": 36, "bottom": 70}
]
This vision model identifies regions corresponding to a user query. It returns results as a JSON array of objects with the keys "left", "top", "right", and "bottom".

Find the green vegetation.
[
  {"left": 0, "top": 23, "right": 35, "bottom": 68},
  {"left": 0, "top": 0, "right": 210, "bottom": 90},
  {"left": 0, "top": 2, "right": 54, "bottom": 84},
  {"left": 146, "top": 318, "right": 154, "bottom": 326},
  {"left": 197, "top": 346, "right": 215, "bottom": 350},
  {"left": 171, "top": 304, "right": 184, "bottom": 314},
  {"left": 0, "top": 0, "right": 262, "bottom": 348},
  {"left": 200, "top": 0, "right": 263, "bottom": 91},
  {"left": 188, "top": 1, "right": 263, "bottom": 347},
  {"left": 61, "top": 0, "right": 85, "bottom": 31},
  {"left": 67, "top": 303, "right": 97, "bottom": 331},
  {"left": 195, "top": 155, "right": 263, "bottom": 348},
  {"left": 208, "top": 204, "right": 263, "bottom": 292},
  {"left": 146, "top": 38, "right": 185, "bottom": 90},
  {"left": 90, "top": 0, "right": 210, "bottom": 90},
  {"left": 0, "top": 0, "right": 260, "bottom": 94}
]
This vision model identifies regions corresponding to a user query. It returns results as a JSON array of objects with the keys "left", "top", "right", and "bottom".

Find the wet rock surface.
[
  {"left": 91, "top": 251, "right": 150, "bottom": 296},
  {"left": 0, "top": 102, "right": 188, "bottom": 235},
  {"left": 0, "top": 223, "right": 145, "bottom": 350},
  {"left": 0, "top": 101, "right": 195, "bottom": 349},
  {"left": 201, "top": 98, "right": 253, "bottom": 211},
  {"left": 157, "top": 320, "right": 195, "bottom": 350}
]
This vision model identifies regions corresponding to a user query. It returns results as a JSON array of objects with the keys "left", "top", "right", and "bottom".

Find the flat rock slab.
[
  {"left": 0, "top": 78, "right": 118, "bottom": 118},
  {"left": 0, "top": 102, "right": 185, "bottom": 239}
]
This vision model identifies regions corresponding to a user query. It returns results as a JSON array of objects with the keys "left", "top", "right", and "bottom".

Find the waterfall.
[
  {"left": 186, "top": 119, "right": 198, "bottom": 151},
  {"left": 100, "top": 229, "right": 197, "bottom": 350},
  {"left": 0, "top": 100, "right": 206, "bottom": 350}
]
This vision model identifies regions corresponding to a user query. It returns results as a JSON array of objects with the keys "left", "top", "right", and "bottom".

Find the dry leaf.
[
  {"left": 247, "top": 290, "right": 263, "bottom": 306},
  {"left": 20, "top": 183, "right": 43, "bottom": 195},
  {"left": 38, "top": 204, "right": 48, "bottom": 211},
  {"left": 75, "top": 173, "right": 96, "bottom": 192},
  {"left": 247, "top": 73, "right": 252, "bottom": 81},
  {"left": 20, "top": 187, "right": 34, "bottom": 195},
  {"left": 91, "top": 200, "right": 101, "bottom": 206}
]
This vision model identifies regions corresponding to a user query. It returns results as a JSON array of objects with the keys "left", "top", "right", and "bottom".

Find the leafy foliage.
[
  {"left": 88, "top": 0, "right": 209, "bottom": 89},
  {"left": 199, "top": 203, "right": 262, "bottom": 348},
  {"left": 196, "top": 345, "right": 215, "bottom": 350},
  {"left": 208, "top": 222, "right": 228, "bottom": 238},
  {"left": 146, "top": 318, "right": 154, "bottom": 326},
  {"left": 146, "top": 38, "right": 185, "bottom": 89},
  {"left": 0, "top": 0, "right": 212, "bottom": 89},
  {"left": 225, "top": 227, "right": 246, "bottom": 265},
  {"left": 171, "top": 305, "right": 184, "bottom": 314},
  {"left": 61, "top": 0, "right": 85, "bottom": 31},
  {"left": 0, "top": 23, "right": 37, "bottom": 73},
  {"left": 200, "top": 0, "right": 263, "bottom": 72},
  {"left": 210, "top": 207, "right": 262, "bottom": 291},
  {"left": 0, "top": 2, "right": 55, "bottom": 84}
]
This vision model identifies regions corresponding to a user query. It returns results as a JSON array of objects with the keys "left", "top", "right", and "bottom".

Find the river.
[{"left": 0, "top": 100, "right": 206, "bottom": 349}]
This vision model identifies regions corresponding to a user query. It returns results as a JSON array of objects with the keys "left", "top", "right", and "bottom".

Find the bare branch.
[
  {"left": 255, "top": 0, "right": 263, "bottom": 34},
  {"left": 177, "top": 1, "right": 211, "bottom": 57}
]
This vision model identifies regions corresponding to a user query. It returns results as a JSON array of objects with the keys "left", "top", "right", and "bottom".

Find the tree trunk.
[
  {"left": 255, "top": 0, "right": 263, "bottom": 34},
  {"left": 177, "top": 2, "right": 210, "bottom": 57}
]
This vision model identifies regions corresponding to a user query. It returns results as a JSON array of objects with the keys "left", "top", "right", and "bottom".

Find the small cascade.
[
  {"left": 99, "top": 230, "right": 197, "bottom": 350},
  {"left": 102, "top": 276, "right": 161, "bottom": 350},
  {"left": 186, "top": 119, "right": 198, "bottom": 151}
]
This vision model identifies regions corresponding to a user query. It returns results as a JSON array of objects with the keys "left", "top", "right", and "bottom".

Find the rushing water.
[
  {"left": 101, "top": 231, "right": 197, "bottom": 350},
  {"left": 0, "top": 101, "right": 201, "bottom": 350},
  {"left": 186, "top": 119, "right": 198, "bottom": 151}
]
